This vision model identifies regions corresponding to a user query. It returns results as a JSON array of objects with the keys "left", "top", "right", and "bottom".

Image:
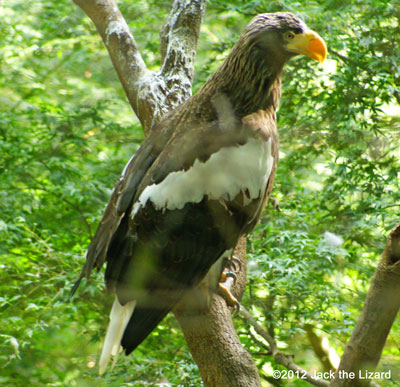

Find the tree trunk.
[
  {"left": 175, "top": 237, "right": 261, "bottom": 386},
  {"left": 330, "top": 223, "right": 400, "bottom": 386}
]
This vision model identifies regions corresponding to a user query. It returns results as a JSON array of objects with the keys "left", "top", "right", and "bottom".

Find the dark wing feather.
[
  {"left": 71, "top": 97, "right": 279, "bottom": 353},
  {"left": 70, "top": 114, "right": 235, "bottom": 295},
  {"left": 70, "top": 126, "right": 170, "bottom": 295}
]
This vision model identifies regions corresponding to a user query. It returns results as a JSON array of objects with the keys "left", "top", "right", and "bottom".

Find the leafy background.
[{"left": 1, "top": 0, "right": 399, "bottom": 385}]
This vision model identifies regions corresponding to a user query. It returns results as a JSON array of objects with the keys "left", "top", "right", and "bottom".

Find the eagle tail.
[
  {"left": 99, "top": 297, "right": 136, "bottom": 375},
  {"left": 121, "top": 305, "right": 170, "bottom": 355}
]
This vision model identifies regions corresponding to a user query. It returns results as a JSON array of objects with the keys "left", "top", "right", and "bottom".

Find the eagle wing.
[{"left": 70, "top": 125, "right": 171, "bottom": 294}]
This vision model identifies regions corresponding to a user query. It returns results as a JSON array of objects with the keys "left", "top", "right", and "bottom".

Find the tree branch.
[
  {"left": 305, "top": 324, "right": 336, "bottom": 372},
  {"left": 159, "top": 0, "right": 205, "bottom": 106},
  {"left": 175, "top": 237, "right": 261, "bottom": 386},
  {"left": 239, "top": 305, "right": 330, "bottom": 387},
  {"left": 72, "top": 0, "right": 150, "bottom": 129},
  {"left": 72, "top": 0, "right": 206, "bottom": 133},
  {"left": 329, "top": 223, "right": 400, "bottom": 386}
]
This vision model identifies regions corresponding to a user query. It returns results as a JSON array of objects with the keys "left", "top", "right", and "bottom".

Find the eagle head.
[{"left": 245, "top": 12, "right": 327, "bottom": 64}]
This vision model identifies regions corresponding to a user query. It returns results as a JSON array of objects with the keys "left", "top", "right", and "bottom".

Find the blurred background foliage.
[{"left": 0, "top": 0, "right": 399, "bottom": 385}]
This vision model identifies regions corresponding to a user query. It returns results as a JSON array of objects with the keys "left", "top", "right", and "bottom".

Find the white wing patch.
[{"left": 133, "top": 137, "right": 273, "bottom": 214}]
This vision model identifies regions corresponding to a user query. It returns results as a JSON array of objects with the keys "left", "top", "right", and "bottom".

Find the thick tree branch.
[
  {"left": 72, "top": 0, "right": 205, "bottom": 133},
  {"left": 175, "top": 237, "right": 261, "bottom": 386},
  {"left": 330, "top": 223, "right": 400, "bottom": 386},
  {"left": 72, "top": 0, "right": 151, "bottom": 129},
  {"left": 159, "top": 0, "right": 205, "bottom": 108}
]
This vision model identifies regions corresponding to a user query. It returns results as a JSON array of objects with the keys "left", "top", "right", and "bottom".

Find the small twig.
[
  {"left": 249, "top": 330, "right": 272, "bottom": 356},
  {"left": 328, "top": 48, "right": 350, "bottom": 64},
  {"left": 269, "top": 197, "right": 281, "bottom": 211},
  {"left": 305, "top": 324, "right": 336, "bottom": 372},
  {"left": 239, "top": 304, "right": 330, "bottom": 387},
  {"left": 7, "top": 250, "right": 47, "bottom": 268},
  {"left": 8, "top": 179, "right": 93, "bottom": 236}
]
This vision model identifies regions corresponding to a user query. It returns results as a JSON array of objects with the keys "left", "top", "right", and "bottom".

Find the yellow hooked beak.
[{"left": 286, "top": 30, "right": 327, "bottom": 63}]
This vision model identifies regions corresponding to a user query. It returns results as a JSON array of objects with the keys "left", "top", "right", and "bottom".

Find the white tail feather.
[{"left": 99, "top": 297, "right": 136, "bottom": 375}]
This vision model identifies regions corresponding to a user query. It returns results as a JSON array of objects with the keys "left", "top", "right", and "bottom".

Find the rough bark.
[
  {"left": 72, "top": 0, "right": 201, "bottom": 134},
  {"left": 72, "top": 0, "right": 260, "bottom": 385},
  {"left": 330, "top": 223, "right": 400, "bottom": 386}
]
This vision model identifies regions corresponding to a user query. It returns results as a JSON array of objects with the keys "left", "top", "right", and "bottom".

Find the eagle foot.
[
  {"left": 218, "top": 282, "right": 240, "bottom": 310},
  {"left": 217, "top": 254, "right": 242, "bottom": 309}
]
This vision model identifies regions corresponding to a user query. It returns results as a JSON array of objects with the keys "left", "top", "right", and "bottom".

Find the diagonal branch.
[
  {"left": 239, "top": 305, "right": 330, "bottom": 387},
  {"left": 72, "top": 0, "right": 149, "bottom": 128},
  {"left": 330, "top": 223, "right": 400, "bottom": 387},
  {"left": 142, "top": 0, "right": 206, "bottom": 129},
  {"left": 72, "top": 0, "right": 205, "bottom": 134},
  {"left": 305, "top": 324, "right": 336, "bottom": 372}
]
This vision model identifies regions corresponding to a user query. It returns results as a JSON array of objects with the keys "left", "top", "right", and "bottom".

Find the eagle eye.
[{"left": 284, "top": 31, "right": 295, "bottom": 40}]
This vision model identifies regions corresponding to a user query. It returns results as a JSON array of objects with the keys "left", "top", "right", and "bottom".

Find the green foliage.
[
  {"left": 235, "top": 0, "right": 400, "bottom": 383},
  {"left": 1, "top": 0, "right": 399, "bottom": 386}
]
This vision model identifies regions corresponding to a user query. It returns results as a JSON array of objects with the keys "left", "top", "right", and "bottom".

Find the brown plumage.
[{"left": 71, "top": 12, "right": 327, "bottom": 373}]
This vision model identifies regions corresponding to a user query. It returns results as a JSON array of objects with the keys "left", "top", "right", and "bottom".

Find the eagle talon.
[
  {"left": 222, "top": 271, "right": 237, "bottom": 283},
  {"left": 226, "top": 255, "right": 242, "bottom": 273}
]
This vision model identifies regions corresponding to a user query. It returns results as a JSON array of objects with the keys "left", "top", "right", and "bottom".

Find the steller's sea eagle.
[{"left": 71, "top": 12, "right": 327, "bottom": 374}]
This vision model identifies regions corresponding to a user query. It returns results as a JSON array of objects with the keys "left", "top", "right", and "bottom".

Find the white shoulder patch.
[{"left": 133, "top": 137, "right": 273, "bottom": 214}]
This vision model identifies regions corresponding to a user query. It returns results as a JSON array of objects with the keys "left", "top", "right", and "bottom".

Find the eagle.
[{"left": 71, "top": 12, "right": 327, "bottom": 374}]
